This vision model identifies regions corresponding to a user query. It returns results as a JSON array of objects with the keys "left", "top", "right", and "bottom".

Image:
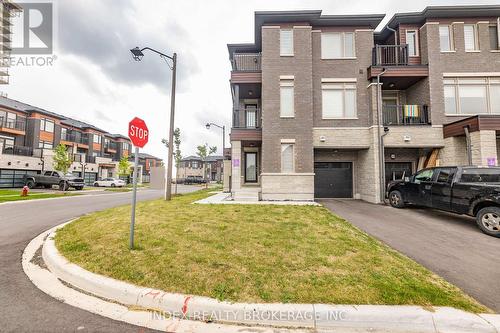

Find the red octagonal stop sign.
[{"left": 128, "top": 117, "right": 149, "bottom": 148}]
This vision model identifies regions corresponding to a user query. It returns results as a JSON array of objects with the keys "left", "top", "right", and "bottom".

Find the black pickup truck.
[
  {"left": 387, "top": 166, "right": 500, "bottom": 237},
  {"left": 24, "top": 171, "right": 85, "bottom": 191}
]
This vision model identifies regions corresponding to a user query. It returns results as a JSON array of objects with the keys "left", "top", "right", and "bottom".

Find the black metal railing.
[
  {"left": 104, "top": 141, "right": 117, "bottom": 151},
  {"left": 61, "top": 131, "right": 89, "bottom": 144},
  {"left": 231, "top": 53, "right": 261, "bottom": 71},
  {"left": 2, "top": 145, "right": 34, "bottom": 156},
  {"left": 0, "top": 116, "right": 26, "bottom": 131},
  {"left": 383, "top": 105, "right": 430, "bottom": 126},
  {"left": 372, "top": 45, "right": 409, "bottom": 66},
  {"left": 72, "top": 154, "right": 84, "bottom": 162},
  {"left": 86, "top": 155, "right": 96, "bottom": 163},
  {"left": 232, "top": 108, "right": 261, "bottom": 129}
]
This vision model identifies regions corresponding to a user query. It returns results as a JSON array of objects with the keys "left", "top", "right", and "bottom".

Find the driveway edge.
[{"left": 33, "top": 222, "right": 500, "bottom": 332}]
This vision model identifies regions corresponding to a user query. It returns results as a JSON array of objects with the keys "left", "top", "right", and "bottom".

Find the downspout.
[
  {"left": 464, "top": 125, "right": 473, "bottom": 166},
  {"left": 386, "top": 26, "right": 398, "bottom": 45},
  {"left": 376, "top": 68, "right": 386, "bottom": 203}
]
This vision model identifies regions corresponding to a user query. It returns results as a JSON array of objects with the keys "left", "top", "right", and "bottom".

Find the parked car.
[
  {"left": 24, "top": 171, "right": 85, "bottom": 191},
  {"left": 387, "top": 166, "right": 500, "bottom": 237},
  {"left": 93, "top": 177, "right": 126, "bottom": 187},
  {"left": 184, "top": 176, "right": 206, "bottom": 185}
]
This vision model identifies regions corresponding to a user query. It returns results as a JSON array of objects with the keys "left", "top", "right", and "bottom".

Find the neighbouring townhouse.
[
  {"left": 0, "top": 0, "right": 22, "bottom": 88},
  {"left": 0, "top": 96, "right": 135, "bottom": 187},
  {"left": 177, "top": 155, "right": 224, "bottom": 182},
  {"left": 227, "top": 5, "right": 500, "bottom": 202},
  {"left": 129, "top": 152, "right": 163, "bottom": 183}
]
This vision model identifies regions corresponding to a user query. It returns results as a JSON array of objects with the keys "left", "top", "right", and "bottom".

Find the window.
[
  {"left": 464, "top": 24, "right": 478, "bottom": 51},
  {"left": 406, "top": 30, "right": 418, "bottom": 56},
  {"left": 245, "top": 152, "right": 257, "bottom": 182},
  {"left": 280, "top": 29, "right": 293, "bottom": 56},
  {"left": 122, "top": 142, "right": 129, "bottom": 150},
  {"left": 444, "top": 77, "right": 500, "bottom": 115},
  {"left": 321, "top": 32, "right": 355, "bottom": 59},
  {"left": 192, "top": 161, "right": 198, "bottom": 168},
  {"left": 0, "top": 135, "right": 14, "bottom": 149},
  {"left": 322, "top": 81, "right": 356, "bottom": 118},
  {"left": 439, "top": 25, "right": 453, "bottom": 51},
  {"left": 280, "top": 78, "right": 294, "bottom": 117},
  {"left": 436, "top": 168, "right": 453, "bottom": 183},
  {"left": 281, "top": 143, "right": 294, "bottom": 173},
  {"left": 489, "top": 25, "right": 499, "bottom": 50},
  {"left": 460, "top": 168, "right": 500, "bottom": 182},
  {"left": 40, "top": 118, "right": 54, "bottom": 133},
  {"left": 38, "top": 140, "right": 53, "bottom": 149},
  {"left": 413, "top": 169, "right": 434, "bottom": 184},
  {"left": 93, "top": 134, "right": 101, "bottom": 144}
]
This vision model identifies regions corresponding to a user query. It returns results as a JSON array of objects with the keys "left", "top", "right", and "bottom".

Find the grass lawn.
[
  {"left": 0, "top": 189, "right": 78, "bottom": 202},
  {"left": 105, "top": 188, "right": 132, "bottom": 192},
  {"left": 55, "top": 190, "right": 489, "bottom": 313}
]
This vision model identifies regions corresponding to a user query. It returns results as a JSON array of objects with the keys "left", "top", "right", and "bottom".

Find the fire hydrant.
[{"left": 21, "top": 185, "right": 29, "bottom": 197}]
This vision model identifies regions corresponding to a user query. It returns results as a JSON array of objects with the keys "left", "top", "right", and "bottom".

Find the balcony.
[
  {"left": 231, "top": 53, "right": 261, "bottom": 72},
  {"left": 104, "top": 141, "right": 117, "bottom": 152},
  {"left": 372, "top": 45, "right": 409, "bottom": 66},
  {"left": 2, "top": 145, "right": 42, "bottom": 158},
  {"left": 383, "top": 105, "right": 430, "bottom": 126},
  {"left": 61, "top": 132, "right": 89, "bottom": 145},
  {"left": 230, "top": 108, "right": 262, "bottom": 141},
  {"left": 0, "top": 116, "right": 26, "bottom": 134}
]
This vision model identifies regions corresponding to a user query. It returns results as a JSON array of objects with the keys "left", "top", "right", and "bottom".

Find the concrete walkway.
[
  {"left": 320, "top": 199, "right": 500, "bottom": 313},
  {"left": 194, "top": 192, "right": 320, "bottom": 205}
]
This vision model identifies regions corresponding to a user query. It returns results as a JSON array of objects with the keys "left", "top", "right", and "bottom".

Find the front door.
[{"left": 244, "top": 152, "right": 257, "bottom": 183}]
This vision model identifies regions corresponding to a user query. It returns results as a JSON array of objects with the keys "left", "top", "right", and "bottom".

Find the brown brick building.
[{"left": 227, "top": 5, "right": 500, "bottom": 202}]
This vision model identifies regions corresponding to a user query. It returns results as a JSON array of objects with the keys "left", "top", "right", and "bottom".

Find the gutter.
[{"left": 376, "top": 68, "right": 387, "bottom": 203}]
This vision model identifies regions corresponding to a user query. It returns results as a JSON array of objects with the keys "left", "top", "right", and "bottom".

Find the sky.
[{"left": 3, "top": 0, "right": 499, "bottom": 164}]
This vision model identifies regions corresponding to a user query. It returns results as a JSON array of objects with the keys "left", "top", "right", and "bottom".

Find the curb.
[{"left": 41, "top": 223, "right": 500, "bottom": 332}]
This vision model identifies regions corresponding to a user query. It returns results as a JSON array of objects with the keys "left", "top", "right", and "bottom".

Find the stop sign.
[{"left": 128, "top": 117, "right": 149, "bottom": 148}]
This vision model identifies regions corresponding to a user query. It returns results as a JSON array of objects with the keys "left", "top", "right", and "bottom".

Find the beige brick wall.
[
  {"left": 231, "top": 140, "right": 242, "bottom": 193},
  {"left": 439, "top": 136, "right": 468, "bottom": 166},
  {"left": 470, "top": 130, "right": 497, "bottom": 166},
  {"left": 383, "top": 126, "right": 444, "bottom": 148},
  {"left": 261, "top": 173, "right": 314, "bottom": 201},
  {"left": 313, "top": 128, "right": 371, "bottom": 148}
]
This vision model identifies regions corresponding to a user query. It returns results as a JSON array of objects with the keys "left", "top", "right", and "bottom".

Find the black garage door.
[{"left": 314, "top": 162, "right": 353, "bottom": 198}]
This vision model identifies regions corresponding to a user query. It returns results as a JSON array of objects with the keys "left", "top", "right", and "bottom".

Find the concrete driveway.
[{"left": 319, "top": 199, "right": 500, "bottom": 313}]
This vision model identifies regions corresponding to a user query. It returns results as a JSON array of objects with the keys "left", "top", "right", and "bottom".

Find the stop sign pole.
[{"left": 128, "top": 117, "right": 149, "bottom": 249}]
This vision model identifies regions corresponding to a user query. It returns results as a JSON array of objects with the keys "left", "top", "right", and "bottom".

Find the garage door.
[{"left": 314, "top": 162, "right": 353, "bottom": 198}]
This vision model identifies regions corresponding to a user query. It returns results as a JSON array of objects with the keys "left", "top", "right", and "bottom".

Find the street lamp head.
[
  {"left": 130, "top": 47, "right": 144, "bottom": 61},
  {"left": 205, "top": 123, "right": 211, "bottom": 130}
]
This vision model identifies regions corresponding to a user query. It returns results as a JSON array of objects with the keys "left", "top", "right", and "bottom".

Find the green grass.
[
  {"left": 55, "top": 190, "right": 489, "bottom": 313},
  {"left": 104, "top": 188, "right": 132, "bottom": 192},
  {"left": 0, "top": 189, "right": 78, "bottom": 202}
]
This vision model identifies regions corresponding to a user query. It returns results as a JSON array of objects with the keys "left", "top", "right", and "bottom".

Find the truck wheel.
[
  {"left": 59, "top": 181, "right": 68, "bottom": 191},
  {"left": 476, "top": 207, "right": 500, "bottom": 238},
  {"left": 75, "top": 186, "right": 83, "bottom": 191},
  {"left": 389, "top": 190, "right": 405, "bottom": 208},
  {"left": 26, "top": 180, "right": 35, "bottom": 189}
]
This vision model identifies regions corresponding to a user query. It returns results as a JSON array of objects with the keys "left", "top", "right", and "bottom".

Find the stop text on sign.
[
  {"left": 128, "top": 117, "right": 149, "bottom": 148},
  {"left": 129, "top": 125, "right": 148, "bottom": 140}
]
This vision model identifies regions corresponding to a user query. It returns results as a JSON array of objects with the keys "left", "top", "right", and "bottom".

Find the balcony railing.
[
  {"left": 383, "top": 105, "right": 430, "bottom": 126},
  {"left": 61, "top": 132, "right": 89, "bottom": 145},
  {"left": 0, "top": 116, "right": 26, "bottom": 131},
  {"left": 2, "top": 145, "right": 42, "bottom": 157},
  {"left": 86, "top": 155, "right": 96, "bottom": 163},
  {"left": 231, "top": 53, "right": 261, "bottom": 72},
  {"left": 104, "top": 141, "right": 117, "bottom": 151},
  {"left": 232, "top": 108, "right": 261, "bottom": 129},
  {"left": 372, "top": 45, "right": 409, "bottom": 66}
]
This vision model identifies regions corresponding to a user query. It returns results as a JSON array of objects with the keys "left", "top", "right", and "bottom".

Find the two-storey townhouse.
[
  {"left": 227, "top": 5, "right": 500, "bottom": 203},
  {"left": 177, "top": 156, "right": 204, "bottom": 181},
  {"left": 0, "top": 96, "right": 134, "bottom": 187},
  {"left": 177, "top": 155, "right": 224, "bottom": 182},
  {"left": 129, "top": 152, "right": 163, "bottom": 182}
]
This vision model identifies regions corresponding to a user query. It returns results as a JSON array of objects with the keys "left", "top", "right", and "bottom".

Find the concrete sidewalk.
[
  {"left": 194, "top": 192, "right": 320, "bottom": 205},
  {"left": 23, "top": 222, "right": 500, "bottom": 333}
]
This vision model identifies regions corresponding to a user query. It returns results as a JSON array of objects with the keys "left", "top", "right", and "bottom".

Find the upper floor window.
[
  {"left": 489, "top": 23, "right": 500, "bottom": 50},
  {"left": 439, "top": 25, "right": 453, "bottom": 51},
  {"left": 405, "top": 30, "right": 418, "bottom": 56},
  {"left": 280, "top": 78, "right": 294, "bottom": 118},
  {"left": 444, "top": 77, "right": 500, "bottom": 115},
  {"left": 192, "top": 161, "right": 198, "bottom": 168},
  {"left": 321, "top": 81, "right": 357, "bottom": 119},
  {"left": 280, "top": 29, "right": 293, "bottom": 56},
  {"left": 40, "top": 118, "right": 54, "bottom": 133},
  {"left": 281, "top": 143, "right": 294, "bottom": 173},
  {"left": 464, "top": 24, "right": 478, "bottom": 51},
  {"left": 38, "top": 140, "right": 53, "bottom": 149},
  {"left": 93, "top": 134, "right": 101, "bottom": 144},
  {"left": 321, "top": 32, "right": 355, "bottom": 59},
  {"left": 122, "top": 142, "right": 129, "bottom": 150}
]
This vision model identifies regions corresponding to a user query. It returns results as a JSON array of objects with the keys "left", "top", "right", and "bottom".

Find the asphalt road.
[
  {"left": 320, "top": 199, "right": 500, "bottom": 313},
  {"left": 0, "top": 185, "right": 199, "bottom": 333}
]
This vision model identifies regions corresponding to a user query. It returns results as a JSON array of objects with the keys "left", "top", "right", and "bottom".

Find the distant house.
[
  {"left": 178, "top": 155, "right": 224, "bottom": 182},
  {"left": 129, "top": 152, "right": 163, "bottom": 181}
]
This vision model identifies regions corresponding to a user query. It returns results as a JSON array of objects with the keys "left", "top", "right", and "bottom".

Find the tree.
[
  {"left": 162, "top": 128, "right": 182, "bottom": 193},
  {"left": 52, "top": 144, "right": 72, "bottom": 175},
  {"left": 196, "top": 143, "right": 217, "bottom": 188},
  {"left": 118, "top": 156, "right": 131, "bottom": 178}
]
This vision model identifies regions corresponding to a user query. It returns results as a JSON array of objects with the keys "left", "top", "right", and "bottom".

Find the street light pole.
[
  {"left": 130, "top": 47, "right": 177, "bottom": 200},
  {"left": 206, "top": 122, "right": 225, "bottom": 158}
]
